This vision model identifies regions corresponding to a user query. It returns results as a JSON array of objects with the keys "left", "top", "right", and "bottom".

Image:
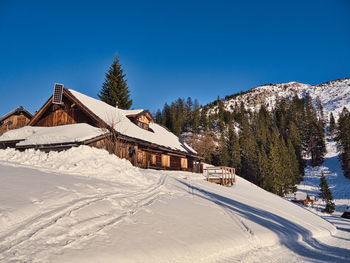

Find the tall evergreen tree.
[
  {"left": 200, "top": 107, "right": 208, "bottom": 130},
  {"left": 287, "top": 121, "right": 305, "bottom": 176},
  {"left": 336, "top": 107, "right": 350, "bottom": 178},
  {"left": 329, "top": 112, "right": 336, "bottom": 137},
  {"left": 319, "top": 172, "right": 335, "bottom": 214},
  {"left": 239, "top": 118, "right": 259, "bottom": 184},
  {"left": 266, "top": 129, "right": 284, "bottom": 195},
  {"left": 161, "top": 103, "right": 171, "bottom": 128},
  {"left": 227, "top": 125, "right": 241, "bottom": 175},
  {"left": 303, "top": 94, "right": 326, "bottom": 166},
  {"left": 279, "top": 137, "right": 295, "bottom": 194},
  {"left": 98, "top": 56, "right": 132, "bottom": 109},
  {"left": 216, "top": 131, "right": 230, "bottom": 166},
  {"left": 192, "top": 99, "right": 201, "bottom": 133},
  {"left": 170, "top": 102, "right": 181, "bottom": 136},
  {"left": 257, "top": 145, "right": 269, "bottom": 188},
  {"left": 287, "top": 138, "right": 301, "bottom": 185},
  {"left": 155, "top": 109, "right": 162, "bottom": 124}
]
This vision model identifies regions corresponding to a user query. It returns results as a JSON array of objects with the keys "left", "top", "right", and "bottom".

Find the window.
[
  {"left": 161, "top": 154, "right": 170, "bottom": 167},
  {"left": 137, "top": 151, "right": 144, "bottom": 163},
  {"left": 151, "top": 154, "right": 157, "bottom": 165},
  {"left": 181, "top": 158, "right": 188, "bottom": 169},
  {"left": 137, "top": 121, "right": 149, "bottom": 130}
]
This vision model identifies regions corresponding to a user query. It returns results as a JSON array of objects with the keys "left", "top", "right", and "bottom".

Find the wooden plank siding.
[
  {"left": 35, "top": 97, "right": 96, "bottom": 127},
  {"left": 0, "top": 113, "right": 31, "bottom": 135}
]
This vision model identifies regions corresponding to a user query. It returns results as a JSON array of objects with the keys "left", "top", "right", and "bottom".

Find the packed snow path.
[{"left": 0, "top": 147, "right": 350, "bottom": 262}]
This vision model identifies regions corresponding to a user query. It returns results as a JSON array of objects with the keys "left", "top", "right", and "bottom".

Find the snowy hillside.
[
  {"left": 1, "top": 146, "right": 350, "bottom": 262},
  {"left": 209, "top": 78, "right": 350, "bottom": 119},
  {"left": 291, "top": 138, "right": 350, "bottom": 216}
]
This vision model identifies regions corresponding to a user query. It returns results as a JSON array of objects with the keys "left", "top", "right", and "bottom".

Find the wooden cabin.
[
  {"left": 0, "top": 106, "right": 32, "bottom": 135},
  {"left": 0, "top": 87, "right": 202, "bottom": 172}
]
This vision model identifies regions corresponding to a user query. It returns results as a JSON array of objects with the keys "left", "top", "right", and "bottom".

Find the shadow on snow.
[{"left": 177, "top": 179, "right": 350, "bottom": 262}]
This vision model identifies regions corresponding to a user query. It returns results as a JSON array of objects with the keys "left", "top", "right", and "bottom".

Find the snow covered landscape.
[
  {"left": 1, "top": 78, "right": 350, "bottom": 262},
  {"left": 1, "top": 1, "right": 349, "bottom": 261},
  {"left": 1, "top": 144, "right": 350, "bottom": 262}
]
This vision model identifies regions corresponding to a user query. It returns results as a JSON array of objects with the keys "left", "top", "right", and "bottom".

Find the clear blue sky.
[{"left": 0, "top": 0, "right": 349, "bottom": 116}]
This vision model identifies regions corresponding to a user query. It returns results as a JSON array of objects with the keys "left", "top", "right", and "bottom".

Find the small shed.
[{"left": 0, "top": 106, "right": 32, "bottom": 135}]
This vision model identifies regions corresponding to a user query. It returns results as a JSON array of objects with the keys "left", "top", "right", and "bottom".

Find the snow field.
[{"left": 0, "top": 146, "right": 347, "bottom": 262}]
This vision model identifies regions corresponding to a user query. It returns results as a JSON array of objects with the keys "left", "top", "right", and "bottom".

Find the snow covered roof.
[
  {"left": 67, "top": 89, "right": 196, "bottom": 154},
  {"left": 0, "top": 124, "right": 104, "bottom": 146}
]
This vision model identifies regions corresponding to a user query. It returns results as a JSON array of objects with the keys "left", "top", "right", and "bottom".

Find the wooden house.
[
  {"left": 0, "top": 87, "right": 202, "bottom": 172},
  {"left": 0, "top": 106, "right": 32, "bottom": 135}
]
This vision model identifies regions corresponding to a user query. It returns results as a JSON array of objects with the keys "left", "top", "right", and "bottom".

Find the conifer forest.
[{"left": 155, "top": 94, "right": 330, "bottom": 196}]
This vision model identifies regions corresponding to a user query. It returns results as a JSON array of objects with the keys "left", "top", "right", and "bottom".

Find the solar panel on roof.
[{"left": 52, "top": 83, "right": 64, "bottom": 104}]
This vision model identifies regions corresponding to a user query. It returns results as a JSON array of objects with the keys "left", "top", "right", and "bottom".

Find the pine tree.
[
  {"left": 319, "top": 172, "right": 335, "bottom": 214},
  {"left": 267, "top": 130, "right": 284, "bottom": 195},
  {"left": 315, "top": 96, "right": 325, "bottom": 125},
  {"left": 336, "top": 107, "right": 350, "bottom": 178},
  {"left": 170, "top": 102, "right": 181, "bottom": 136},
  {"left": 287, "top": 121, "right": 305, "bottom": 176},
  {"left": 239, "top": 118, "right": 259, "bottom": 184},
  {"left": 200, "top": 107, "right": 208, "bottom": 130},
  {"left": 161, "top": 103, "right": 171, "bottom": 128},
  {"left": 254, "top": 105, "right": 271, "bottom": 152},
  {"left": 185, "top": 97, "right": 193, "bottom": 130},
  {"left": 279, "top": 137, "right": 295, "bottom": 194},
  {"left": 227, "top": 125, "right": 241, "bottom": 175},
  {"left": 257, "top": 145, "right": 269, "bottom": 188},
  {"left": 329, "top": 112, "right": 336, "bottom": 137},
  {"left": 98, "top": 56, "right": 132, "bottom": 109},
  {"left": 192, "top": 99, "right": 200, "bottom": 133},
  {"left": 287, "top": 138, "right": 301, "bottom": 185},
  {"left": 217, "top": 131, "right": 230, "bottom": 166},
  {"left": 303, "top": 94, "right": 326, "bottom": 166},
  {"left": 155, "top": 109, "right": 162, "bottom": 124}
]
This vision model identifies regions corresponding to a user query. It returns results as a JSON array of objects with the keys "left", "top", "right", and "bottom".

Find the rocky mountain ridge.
[{"left": 208, "top": 78, "right": 350, "bottom": 120}]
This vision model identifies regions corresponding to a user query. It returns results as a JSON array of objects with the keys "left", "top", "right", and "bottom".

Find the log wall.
[
  {"left": 0, "top": 113, "right": 31, "bottom": 135},
  {"left": 86, "top": 137, "right": 201, "bottom": 172}
]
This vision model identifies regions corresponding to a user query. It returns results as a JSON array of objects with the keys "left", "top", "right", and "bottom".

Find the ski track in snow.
[
  {"left": 0, "top": 158, "right": 168, "bottom": 262},
  {"left": 0, "top": 145, "right": 350, "bottom": 262}
]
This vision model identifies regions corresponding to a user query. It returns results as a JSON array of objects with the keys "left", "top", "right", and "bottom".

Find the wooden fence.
[{"left": 204, "top": 166, "right": 236, "bottom": 186}]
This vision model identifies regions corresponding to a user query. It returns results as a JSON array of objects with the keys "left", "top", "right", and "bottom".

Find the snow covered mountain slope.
[
  {"left": 291, "top": 138, "right": 350, "bottom": 216},
  {"left": 209, "top": 78, "right": 350, "bottom": 119},
  {"left": 1, "top": 146, "right": 349, "bottom": 262}
]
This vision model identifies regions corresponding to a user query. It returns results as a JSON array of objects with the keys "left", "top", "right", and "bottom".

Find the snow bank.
[{"left": 0, "top": 146, "right": 156, "bottom": 187}]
